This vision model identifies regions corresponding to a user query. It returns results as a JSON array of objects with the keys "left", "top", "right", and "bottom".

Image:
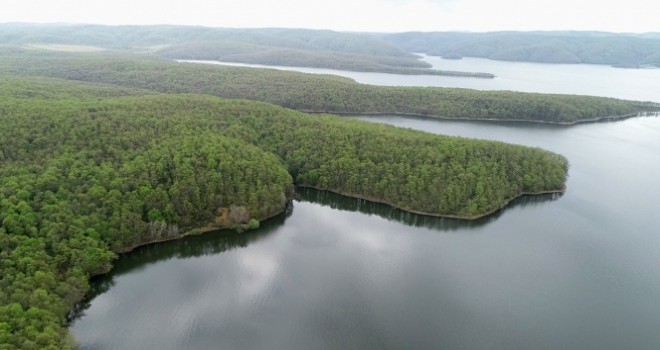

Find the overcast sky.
[{"left": 2, "top": 0, "right": 657, "bottom": 33}]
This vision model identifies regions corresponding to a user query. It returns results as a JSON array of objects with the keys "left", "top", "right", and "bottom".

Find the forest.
[
  {"left": 385, "top": 31, "right": 660, "bottom": 67},
  {"left": 1, "top": 50, "right": 656, "bottom": 124},
  {"left": 3, "top": 24, "right": 659, "bottom": 70},
  {"left": 0, "top": 75, "right": 571, "bottom": 348},
  {"left": 0, "top": 24, "right": 492, "bottom": 77},
  {"left": 1, "top": 28, "right": 658, "bottom": 348}
]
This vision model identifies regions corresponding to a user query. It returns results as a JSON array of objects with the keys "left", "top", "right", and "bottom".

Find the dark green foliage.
[
  {"left": 385, "top": 31, "right": 660, "bottom": 67},
  {"left": 243, "top": 108, "right": 569, "bottom": 216},
  {"left": 0, "top": 27, "right": 655, "bottom": 350},
  {"left": 0, "top": 83, "right": 291, "bottom": 349},
  {"left": 0, "top": 52, "right": 655, "bottom": 124},
  {"left": 0, "top": 76, "right": 569, "bottom": 347}
]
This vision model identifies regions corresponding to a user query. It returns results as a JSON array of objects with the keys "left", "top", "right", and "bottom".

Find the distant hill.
[
  {"left": 1, "top": 50, "right": 655, "bottom": 124},
  {"left": 3, "top": 24, "right": 659, "bottom": 71},
  {"left": 0, "top": 23, "right": 408, "bottom": 56},
  {"left": 384, "top": 31, "right": 660, "bottom": 67},
  {"left": 0, "top": 23, "right": 489, "bottom": 77},
  {"left": 0, "top": 24, "right": 500, "bottom": 77}
]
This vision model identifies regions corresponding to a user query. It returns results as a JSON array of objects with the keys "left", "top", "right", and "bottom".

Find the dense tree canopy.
[
  {"left": 0, "top": 76, "right": 569, "bottom": 348},
  {"left": 0, "top": 38, "right": 655, "bottom": 348},
  {"left": 0, "top": 26, "right": 657, "bottom": 350},
  {"left": 1, "top": 51, "right": 656, "bottom": 124}
]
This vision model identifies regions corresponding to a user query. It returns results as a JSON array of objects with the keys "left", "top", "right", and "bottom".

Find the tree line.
[
  {"left": 0, "top": 24, "right": 434, "bottom": 75},
  {"left": 1, "top": 51, "right": 656, "bottom": 124},
  {"left": 0, "top": 76, "right": 568, "bottom": 348},
  {"left": 385, "top": 31, "right": 660, "bottom": 67}
]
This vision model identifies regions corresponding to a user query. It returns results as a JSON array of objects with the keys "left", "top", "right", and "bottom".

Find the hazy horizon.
[
  {"left": 2, "top": 21, "right": 659, "bottom": 36},
  {"left": 1, "top": 0, "right": 657, "bottom": 34}
]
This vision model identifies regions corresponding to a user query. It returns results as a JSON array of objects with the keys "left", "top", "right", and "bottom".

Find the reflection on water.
[
  {"left": 297, "top": 187, "right": 563, "bottom": 232},
  {"left": 70, "top": 116, "right": 660, "bottom": 350},
  {"left": 70, "top": 187, "right": 560, "bottom": 322},
  {"left": 69, "top": 206, "right": 293, "bottom": 321}
]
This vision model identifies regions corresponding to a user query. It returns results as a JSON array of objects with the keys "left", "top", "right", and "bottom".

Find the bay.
[{"left": 71, "top": 61, "right": 660, "bottom": 349}]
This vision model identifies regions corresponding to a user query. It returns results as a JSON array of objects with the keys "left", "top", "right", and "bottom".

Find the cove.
[{"left": 70, "top": 115, "right": 660, "bottom": 350}]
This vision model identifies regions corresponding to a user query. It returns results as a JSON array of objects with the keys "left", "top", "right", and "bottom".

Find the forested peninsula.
[
  {"left": 1, "top": 50, "right": 657, "bottom": 124},
  {"left": 0, "top": 33, "right": 656, "bottom": 349},
  {"left": 0, "top": 76, "right": 570, "bottom": 348}
]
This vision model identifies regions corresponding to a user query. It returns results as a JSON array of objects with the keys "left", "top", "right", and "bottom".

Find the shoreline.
[
  {"left": 114, "top": 206, "right": 287, "bottom": 255},
  {"left": 177, "top": 59, "right": 495, "bottom": 79},
  {"left": 296, "top": 184, "right": 566, "bottom": 221},
  {"left": 111, "top": 181, "right": 566, "bottom": 257},
  {"left": 303, "top": 110, "right": 660, "bottom": 126},
  {"left": 75, "top": 183, "right": 566, "bottom": 326}
]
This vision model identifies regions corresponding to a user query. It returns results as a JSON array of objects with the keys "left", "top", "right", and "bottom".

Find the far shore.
[
  {"left": 177, "top": 59, "right": 496, "bottom": 78},
  {"left": 297, "top": 184, "right": 566, "bottom": 221},
  {"left": 305, "top": 111, "right": 660, "bottom": 126}
]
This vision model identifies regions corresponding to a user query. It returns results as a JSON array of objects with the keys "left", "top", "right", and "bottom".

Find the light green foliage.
[
  {"left": 0, "top": 82, "right": 293, "bottom": 348},
  {"left": 248, "top": 219, "right": 260, "bottom": 230},
  {"left": 0, "top": 57, "right": 574, "bottom": 348}
]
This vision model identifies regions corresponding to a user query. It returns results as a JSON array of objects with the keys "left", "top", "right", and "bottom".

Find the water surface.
[
  {"left": 181, "top": 56, "right": 660, "bottom": 102},
  {"left": 71, "top": 116, "right": 660, "bottom": 350}
]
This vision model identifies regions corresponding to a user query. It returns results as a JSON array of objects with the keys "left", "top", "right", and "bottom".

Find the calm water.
[
  {"left": 71, "top": 62, "right": 660, "bottom": 349},
  {"left": 181, "top": 56, "right": 660, "bottom": 102}
]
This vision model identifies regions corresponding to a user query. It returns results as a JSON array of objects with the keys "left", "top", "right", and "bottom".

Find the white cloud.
[{"left": 0, "top": 0, "right": 657, "bottom": 33}]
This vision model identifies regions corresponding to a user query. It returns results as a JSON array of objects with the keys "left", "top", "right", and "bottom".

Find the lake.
[
  {"left": 180, "top": 55, "right": 660, "bottom": 102},
  {"left": 71, "top": 62, "right": 660, "bottom": 349}
]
